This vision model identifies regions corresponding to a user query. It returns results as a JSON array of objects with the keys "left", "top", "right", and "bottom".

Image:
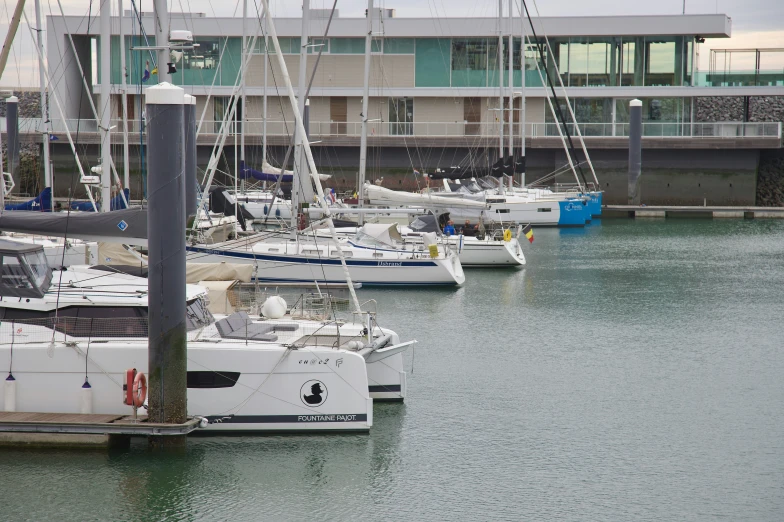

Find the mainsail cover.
[
  {"left": 0, "top": 207, "right": 148, "bottom": 246},
  {"left": 239, "top": 160, "right": 332, "bottom": 183},
  {"left": 364, "top": 184, "right": 486, "bottom": 210}
]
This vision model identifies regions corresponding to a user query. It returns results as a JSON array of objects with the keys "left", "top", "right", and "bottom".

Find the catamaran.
[{"left": 0, "top": 240, "right": 414, "bottom": 431}]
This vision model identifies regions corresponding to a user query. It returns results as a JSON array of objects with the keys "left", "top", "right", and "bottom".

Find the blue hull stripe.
[
  {"left": 254, "top": 276, "right": 458, "bottom": 287},
  {"left": 188, "top": 246, "right": 437, "bottom": 267}
]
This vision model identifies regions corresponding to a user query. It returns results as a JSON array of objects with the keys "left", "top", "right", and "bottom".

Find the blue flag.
[
  {"left": 49, "top": 135, "right": 59, "bottom": 141},
  {"left": 142, "top": 60, "right": 150, "bottom": 83}
]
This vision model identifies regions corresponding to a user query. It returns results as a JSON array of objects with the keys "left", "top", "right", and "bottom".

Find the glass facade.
[{"left": 108, "top": 34, "right": 696, "bottom": 90}]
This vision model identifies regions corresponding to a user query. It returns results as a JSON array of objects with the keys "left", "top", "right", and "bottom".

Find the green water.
[{"left": 2, "top": 219, "right": 784, "bottom": 521}]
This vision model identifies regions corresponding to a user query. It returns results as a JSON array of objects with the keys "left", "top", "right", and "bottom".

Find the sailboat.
[{"left": 189, "top": 2, "right": 465, "bottom": 286}]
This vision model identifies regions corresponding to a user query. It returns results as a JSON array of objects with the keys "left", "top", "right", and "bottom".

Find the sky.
[{"left": 1, "top": 0, "right": 783, "bottom": 87}]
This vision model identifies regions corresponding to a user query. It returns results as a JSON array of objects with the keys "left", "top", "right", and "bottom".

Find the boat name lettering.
[
  {"left": 297, "top": 415, "right": 357, "bottom": 422},
  {"left": 298, "top": 358, "right": 330, "bottom": 365},
  {"left": 377, "top": 261, "right": 402, "bottom": 267}
]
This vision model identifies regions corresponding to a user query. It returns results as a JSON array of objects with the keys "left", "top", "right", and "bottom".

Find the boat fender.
[
  {"left": 4, "top": 374, "right": 16, "bottom": 412},
  {"left": 261, "top": 296, "right": 287, "bottom": 319},
  {"left": 80, "top": 378, "right": 93, "bottom": 414},
  {"left": 503, "top": 229, "right": 512, "bottom": 242},
  {"left": 123, "top": 368, "right": 136, "bottom": 406},
  {"left": 132, "top": 372, "right": 147, "bottom": 408}
]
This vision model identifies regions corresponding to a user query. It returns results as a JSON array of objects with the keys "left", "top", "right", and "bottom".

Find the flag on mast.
[{"left": 522, "top": 224, "right": 534, "bottom": 243}]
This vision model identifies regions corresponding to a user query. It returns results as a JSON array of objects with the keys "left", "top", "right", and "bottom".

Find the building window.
[
  {"left": 213, "top": 96, "right": 242, "bottom": 133},
  {"left": 389, "top": 97, "right": 413, "bottom": 136},
  {"left": 645, "top": 37, "right": 676, "bottom": 86},
  {"left": 183, "top": 37, "right": 220, "bottom": 70},
  {"left": 384, "top": 38, "right": 415, "bottom": 54},
  {"left": 253, "top": 37, "right": 301, "bottom": 54},
  {"left": 331, "top": 38, "right": 367, "bottom": 54},
  {"left": 307, "top": 37, "right": 329, "bottom": 54},
  {"left": 452, "top": 38, "right": 488, "bottom": 87}
]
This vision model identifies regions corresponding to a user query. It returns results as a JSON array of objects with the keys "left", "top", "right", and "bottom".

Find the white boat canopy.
[{"left": 364, "top": 183, "right": 487, "bottom": 210}]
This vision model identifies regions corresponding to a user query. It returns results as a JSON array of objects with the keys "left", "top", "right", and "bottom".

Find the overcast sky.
[{"left": 1, "top": 0, "right": 782, "bottom": 87}]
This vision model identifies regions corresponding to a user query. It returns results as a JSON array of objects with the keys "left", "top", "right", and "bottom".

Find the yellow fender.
[{"left": 503, "top": 229, "right": 512, "bottom": 242}]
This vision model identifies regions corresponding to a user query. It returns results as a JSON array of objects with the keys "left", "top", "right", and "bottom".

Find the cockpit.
[{"left": 0, "top": 240, "right": 52, "bottom": 298}]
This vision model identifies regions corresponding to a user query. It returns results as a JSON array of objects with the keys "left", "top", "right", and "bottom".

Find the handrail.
[{"left": 9, "top": 118, "right": 781, "bottom": 140}]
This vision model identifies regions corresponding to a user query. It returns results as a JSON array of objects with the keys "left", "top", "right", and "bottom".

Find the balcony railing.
[{"left": 8, "top": 118, "right": 782, "bottom": 140}]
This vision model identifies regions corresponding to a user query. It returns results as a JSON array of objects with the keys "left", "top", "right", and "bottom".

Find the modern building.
[{"left": 36, "top": 9, "right": 784, "bottom": 204}]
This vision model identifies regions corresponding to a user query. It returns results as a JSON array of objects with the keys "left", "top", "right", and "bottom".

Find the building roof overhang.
[{"left": 48, "top": 13, "right": 732, "bottom": 39}]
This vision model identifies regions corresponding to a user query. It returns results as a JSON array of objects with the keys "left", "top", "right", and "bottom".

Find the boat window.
[
  {"left": 495, "top": 209, "right": 511, "bottom": 214},
  {"left": 187, "top": 371, "right": 240, "bottom": 389},
  {"left": 372, "top": 252, "right": 384, "bottom": 258},
  {"left": 22, "top": 250, "right": 49, "bottom": 289},
  {"left": 0, "top": 256, "right": 34, "bottom": 291},
  {"left": 537, "top": 208, "right": 552, "bottom": 212}
]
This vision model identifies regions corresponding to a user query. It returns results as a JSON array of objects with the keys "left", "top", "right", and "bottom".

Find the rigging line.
[
  {"left": 524, "top": 0, "right": 597, "bottom": 187},
  {"left": 256, "top": 0, "right": 337, "bottom": 220},
  {"left": 519, "top": 0, "right": 587, "bottom": 189},
  {"left": 52, "top": 0, "right": 128, "bottom": 207},
  {"left": 195, "top": 0, "right": 243, "bottom": 136}
]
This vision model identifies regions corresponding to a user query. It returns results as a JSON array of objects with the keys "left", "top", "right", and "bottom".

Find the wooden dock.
[
  {"left": 604, "top": 205, "right": 784, "bottom": 219},
  {"left": 0, "top": 412, "right": 203, "bottom": 448}
]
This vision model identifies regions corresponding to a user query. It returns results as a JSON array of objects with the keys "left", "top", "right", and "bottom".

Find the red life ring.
[
  {"left": 123, "top": 368, "right": 136, "bottom": 406},
  {"left": 132, "top": 372, "right": 147, "bottom": 408}
]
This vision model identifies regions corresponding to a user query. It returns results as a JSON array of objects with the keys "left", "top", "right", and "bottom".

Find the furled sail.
[
  {"left": 364, "top": 184, "right": 487, "bottom": 210},
  {"left": 0, "top": 207, "right": 148, "bottom": 246},
  {"left": 239, "top": 160, "right": 331, "bottom": 183}
]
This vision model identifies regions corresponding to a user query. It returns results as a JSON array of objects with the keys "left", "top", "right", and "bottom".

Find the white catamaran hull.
[{"left": 0, "top": 335, "right": 373, "bottom": 432}]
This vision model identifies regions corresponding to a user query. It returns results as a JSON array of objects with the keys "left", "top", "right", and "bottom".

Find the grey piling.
[
  {"left": 628, "top": 99, "right": 642, "bottom": 206},
  {"left": 5, "top": 96, "right": 19, "bottom": 193},
  {"left": 184, "top": 94, "right": 197, "bottom": 219},
  {"left": 145, "top": 83, "right": 187, "bottom": 449}
]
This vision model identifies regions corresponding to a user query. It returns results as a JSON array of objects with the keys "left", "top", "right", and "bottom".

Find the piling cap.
[
  {"left": 630, "top": 99, "right": 642, "bottom": 107},
  {"left": 184, "top": 94, "right": 197, "bottom": 105},
  {"left": 145, "top": 82, "right": 185, "bottom": 105},
  {"left": 6, "top": 96, "right": 18, "bottom": 103}
]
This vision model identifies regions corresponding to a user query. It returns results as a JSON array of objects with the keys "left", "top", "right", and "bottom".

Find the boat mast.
[
  {"left": 519, "top": 0, "right": 526, "bottom": 187},
  {"left": 507, "top": 0, "right": 514, "bottom": 189},
  {"left": 118, "top": 0, "right": 130, "bottom": 192},
  {"left": 291, "top": 0, "right": 310, "bottom": 234},
  {"left": 0, "top": 0, "right": 27, "bottom": 79},
  {"left": 99, "top": 0, "right": 112, "bottom": 211},
  {"left": 259, "top": 0, "right": 362, "bottom": 314},
  {"left": 34, "top": 0, "right": 51, "bottom": 205},
  {"left": 357, "top": 0, "right": 373, "bottom": 224},
  {"left": 240, "top": 0, "right": 247, "bottom": 194},
  {"left": 497, "top": 0, "right": 504, "bottom": 167},
  {"left": 261, "top": 11, "right": 269, "bottom": 185},
  {"left": 153, "top": 0, "right": 171, "bottom": 83}
]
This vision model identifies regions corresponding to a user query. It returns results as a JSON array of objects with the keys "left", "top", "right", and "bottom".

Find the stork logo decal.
[{"left": 300, "top": 380, "right": 328, "bottom": 407}]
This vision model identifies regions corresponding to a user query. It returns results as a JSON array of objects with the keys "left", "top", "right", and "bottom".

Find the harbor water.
[{"left": 2, "top": 219, "right": 783, "bottom": 520}]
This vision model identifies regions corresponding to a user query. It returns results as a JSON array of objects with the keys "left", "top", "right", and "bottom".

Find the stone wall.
[
  {"left": 695, "top": 96, "right": 784, "bottom": 206},
  {"left": 695, "top": 96, "right": 784, "bottom": 123},
  {"left": 0, "top": 90, "right": 41, "bottom": 118}
]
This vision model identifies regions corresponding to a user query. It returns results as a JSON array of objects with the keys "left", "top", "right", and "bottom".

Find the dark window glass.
[{"left": 187, "top": 371, "right": 240, "bottom": 389}]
